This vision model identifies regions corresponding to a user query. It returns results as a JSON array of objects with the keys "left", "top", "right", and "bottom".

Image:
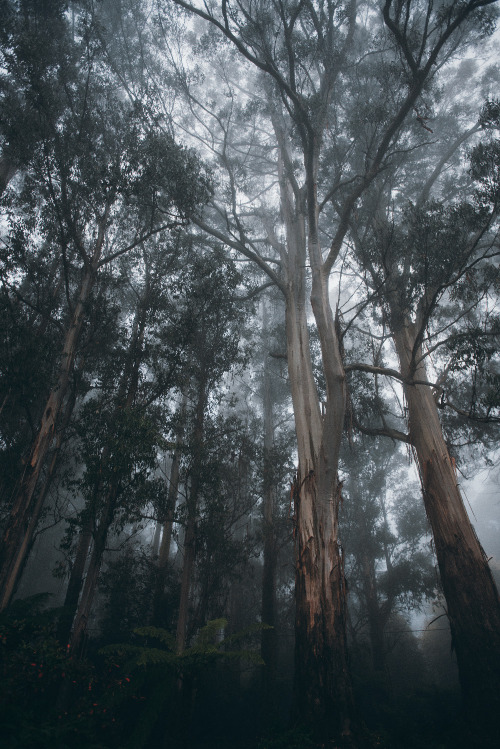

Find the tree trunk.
[
  {"left": 0, "top": 270, "right": 93, "bottom": 610},
  {"left": 292, "top": 468, "right": 352, "bottom": 740},
  {"left": 57, "top": 514, "right": 93, "bottom": 646},
  {"left": 152, "top": 522, "right": 162, "bottom": 556},
  {"left": 69, "top": 490, "right": 116, "bottom": 656},
  {"left": 0, "top": 218, "right": 108, "bottom": 612},
  {"left": 175, "top": 386, "right": 206, "bottom": 655},
  {"left": 261, "top": 328, "right": 278, "bottom": 723},
  {"left": 273, "top": 118, "right": 354, "bottom": 735},
  {"left": 175, "top": 508, "right": 196, "bottom": 655},
  {"left": 173, "top": 385, "right": 206, "bottom": 749},
  {"left": 360, "top": 551, "right": 386, "bottom": 673},
  {"left": 393, "top": 322, "right": 500, "bottom": 731},
  {"left": 67, "top": 292, "right": 148, "bottom": 653},
  {"left": 6, "top": 382, "right": 78, "bottom": 612},
  {"left": 286, "top": 281, "right": 354, "bottom": 739},
  {"left": 153, "top": 395, "right": 188, "bottom": 625},
  {"left": 275, "top": 138, "right": 354, "bottom": 740}
]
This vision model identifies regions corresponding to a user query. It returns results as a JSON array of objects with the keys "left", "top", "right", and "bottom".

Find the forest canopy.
[{"left": 1, "top": 2, "right": 500, "bottom": 748}]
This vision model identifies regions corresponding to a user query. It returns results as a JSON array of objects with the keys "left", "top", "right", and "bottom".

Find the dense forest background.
[{"left": 1, "top": 1, "right": 500, "bottom": 747}]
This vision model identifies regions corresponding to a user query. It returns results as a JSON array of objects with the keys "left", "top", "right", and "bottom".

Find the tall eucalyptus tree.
[
  {"left": 349, "top": 138, "right": 500, "bottom": 726},
  {"left": 164, "top": 0, "right": 498, "bottom": 739}
]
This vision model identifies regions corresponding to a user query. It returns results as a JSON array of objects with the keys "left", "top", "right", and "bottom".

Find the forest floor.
[
  {"left": 1, "top": 605, "right": 497, "bottom": 749},
  {"left": 188, "top": 688, "right": 497, "bottom": 749}
]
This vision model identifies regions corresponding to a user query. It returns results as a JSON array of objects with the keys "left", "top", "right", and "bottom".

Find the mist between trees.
[{"left": 1, "top": 2, "right": 500, "bottom": 748}]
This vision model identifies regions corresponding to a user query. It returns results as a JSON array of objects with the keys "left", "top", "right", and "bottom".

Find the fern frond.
[
  {"left": 191, "top": 618, "right": 227, "bottom": 648},
  {"left": 135, "top": 647, "right": 177, "bottom": 667},
  {"left": 133, "top": 626, "right": 176, "bottom": 649}
]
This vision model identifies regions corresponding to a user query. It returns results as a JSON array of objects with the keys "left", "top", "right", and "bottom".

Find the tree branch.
[{"left": 191, "top": 215, "right": 286, "bottom": 295}]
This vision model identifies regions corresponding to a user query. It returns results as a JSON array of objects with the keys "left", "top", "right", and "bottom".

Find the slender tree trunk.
[
  {"left": 69, "top": 490, "right": 117, "bottom": 655},
  {"left": 360, "top": 551, "right": 385, "bottom": 673},
  {"left": 152, "top": 523, "right": 162, "bottom": 556},
  {"left": 67, "top": 293, "right": 148, "bottom": 653},
  {"left": 0, "top": 216, "right": 108, "bottom": 612},
  {"left": 57, "top": 514, "right": 93, "bottom": 646},
  {"left": 0, "top": 269, "right": 95, "bottom": 611},
  {"left": 173, "top": 386, "right": 206, "bottom": 749},
  {"left": 261, "top": 310, "right": 279, "bottom": 724},
  {"left": 175, "top": 508, "right": 197, "bottom": 655},
  {"left": 7, "top": 383, "right": 78, "bottom": 611},
  {"left": 0, "top": 261, "right": 65, "bottom": 504},
  {"left": 175, "top": 386, "right": 206, "bottom": 655},
  {"left": 153, "top": 395, "right": 188, "bottom": 625},
  {"left": 393, "top": 322, "right": 500, "bottom": 731},
  {"left": 58, "top": 434, "right": 113, "bottom": 651}
]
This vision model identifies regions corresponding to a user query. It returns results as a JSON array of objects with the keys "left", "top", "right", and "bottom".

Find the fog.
[{"left": 1, "top": 2, "right": 500, "bottom": 748}]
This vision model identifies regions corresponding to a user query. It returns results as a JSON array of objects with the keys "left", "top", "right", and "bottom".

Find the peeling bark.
[
  {"left": 284, "top": 238, "right": 354, "bottom": 737},
  {"left": 270, "top": 107, "right": 355, "bottom": 737},
  {"left": 292, "top": 468, "right": 353, "bottom": 739}
]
